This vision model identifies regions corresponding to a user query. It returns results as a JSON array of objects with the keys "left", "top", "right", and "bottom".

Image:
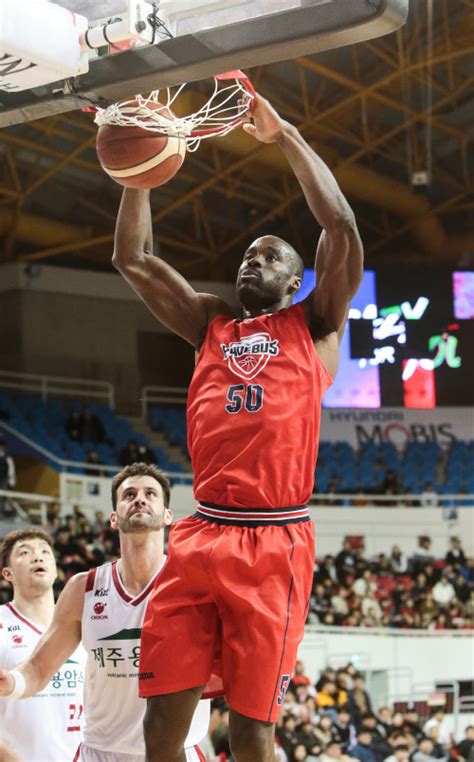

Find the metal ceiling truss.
[{"left": 0, "top": 0, "right": 472, "bottom": 273}]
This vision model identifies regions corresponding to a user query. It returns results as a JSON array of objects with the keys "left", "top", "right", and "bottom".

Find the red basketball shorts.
[{"left": 139, "top": 506, "right": 315, "bottom": 723}]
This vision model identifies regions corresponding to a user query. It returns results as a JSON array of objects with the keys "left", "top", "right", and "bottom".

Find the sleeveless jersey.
[
  {"left": 81, "top": 560, "right": 210, "bottom": 754},
  {"left": 187, "top": 303, "right": 332, "bottom": 508},
  {"left": 0, "top": 602, "right": 85, "bottom": 761}
]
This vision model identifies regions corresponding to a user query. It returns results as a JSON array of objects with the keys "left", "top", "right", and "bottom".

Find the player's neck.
[
  {"left": 12, "top": 588, "right": 55, "bottom": 630},
  {"left": 117, "top": 535, "right": 165, "bottom": 596},
  {"left": 241, "top": 297, "right": 291, "bottom": 318}
]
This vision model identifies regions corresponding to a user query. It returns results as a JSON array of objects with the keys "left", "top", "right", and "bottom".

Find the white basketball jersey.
[
  {"left": 0, "top": 602, "right": 86, "bottom": 762},
  {"left": 81, "top": 560, "right": 210, "bottom": 755}
]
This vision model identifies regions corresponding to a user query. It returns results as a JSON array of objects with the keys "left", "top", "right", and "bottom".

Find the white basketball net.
[{"left": 93, "top": 73, "right": 255, "bottom": 152}]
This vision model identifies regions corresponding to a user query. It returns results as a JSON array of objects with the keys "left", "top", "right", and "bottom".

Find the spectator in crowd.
[
  {"left": 412, "top": 537, "right": 435, "bottom": 572},
  {"left": 291, "top": 660, "right": 312, "bottom": 690},
  {"left": 361, "top": 591, "right": 383, "bottom": 623},
  {"left": 351, "top": 729, "right": 377, "bottom": 762},
  {"left": 137, "top": 442, "right": 156, "bottom": 465},
  {"left": 84, "top": 449, "right": 106, "bottom": 477},
  {"left": 91, "top": 510, "right": 106, "bottom": 536},
  {"left": 377, "top": 707, "right": 394, "bottom": 739},
  {"left": 384, "top": 744, "right": 410, "bottom": 762},
  {"left": 424, "top": 725, "right": 448, "bottom": 759},
  {"left": 45, "top": 501, "right": 62, "bottom": 533},
  {"left": 423, "top": 708, "right": 451, "bottom": 746},
  {"left": 348, "top": 674, "right": 373, "bottom": 725},
  {"left": 296, "top": 720, "right": 319, "bottom": 753},
  {"left": 277, "top": 714, "right": 299, "bottom": 757},
  {"left": 432, "top": 574, "right": 456, "bottom": 608},
  {"left": 445, "top": 537, "right": 467, "bottom": 569},
  {"left": 333, "top": 707, "right": 355, "bottom": 750},
  {"left": 454, "top": 573, "right": 470, "bottom": 603},
  {"left": 65, "top": 406, "right": 105, "bottom": 445},
  {"left": 0, "top": 438, "right": 16, "bottom": 518},
  {"left": 313, "top": 715, "right": 335, "bottom": 748},
  {"left": 419, "top": 483, "right": 439, "bottom": 507},
  {"left": 412, "top": 738, "right": 440, "bottom": 762},
  {"left": 390, "top": 545, "right": 408, "bottom": 575},
  {"left": 319, "top": 555, "right": 340, "bottom": 586},
  {"left": 402, "top": 706, "right": 422, "bottom": 740},
  {"left": 65, "top": 410, "right": 82, "bottom": 442},
  {"left": 332, "top": 586, "right": 351, "bottom": 619},
  {"left": 80, "top": 405, "right": 106, "bottom": 444},
  {"left": 118, "top": 439, "right": 141, "bottom": 467},
  {"left": 321, "top": 741, "right": 358, "bottom": 762},
  {"left": 336, "top": 539, "right": 356, "bottom": 583},
  {"left": 353, "top": 570, "right": 376, "bottom": 598},
  {"left": 456, "top": 726, "right": 474, "bottom": 762},
  {"left": 316, "top": 679, "right": 340, "bottom": 714}
]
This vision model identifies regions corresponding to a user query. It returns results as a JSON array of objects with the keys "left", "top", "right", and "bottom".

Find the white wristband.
[{"left": 9, "top": 670, "right": 26, "bottom": 699}]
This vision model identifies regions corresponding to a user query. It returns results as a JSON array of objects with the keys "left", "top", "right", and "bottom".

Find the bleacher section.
[
  {"left": 1, "top": 391, "right": 473, "bottom": 494},
  {"left": 0, "top": 392, "right": 185, "bottom": 476},
  {"left": 313, "top": 439, "right": 473, "bottom": 496}
]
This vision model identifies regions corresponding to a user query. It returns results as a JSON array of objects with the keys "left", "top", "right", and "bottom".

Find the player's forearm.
[
  {"left": 8, "top": 659, "right": 52, "bottom": 698},
  {"left": 277, "top": 123, "right": 356, "bottom": 233},
  {"left": 112, "top": 188, "right": 153, "bottom": 269}
]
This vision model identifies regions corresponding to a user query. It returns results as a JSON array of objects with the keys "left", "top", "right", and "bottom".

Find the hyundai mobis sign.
[{"left": 320, "top": 408, "right": 474, "bottom": 449}]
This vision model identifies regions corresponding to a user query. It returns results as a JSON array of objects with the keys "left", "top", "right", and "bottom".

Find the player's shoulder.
[
  {"left": 0, "top": 602, "right": 13, "bottom": 621},
  {"left": 200, "top": 293, "right": 235, "bottom": 321},
  {"left": 58, "top": 571, "right": 89, "bottom": 607}
]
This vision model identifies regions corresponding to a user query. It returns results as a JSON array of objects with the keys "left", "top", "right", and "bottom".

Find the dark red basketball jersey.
[{"left": 187, "top": 303, "right": 332, "bottom": 508}]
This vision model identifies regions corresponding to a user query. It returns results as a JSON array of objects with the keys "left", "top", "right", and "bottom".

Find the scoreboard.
[{"left": 294, "top": 268, "right": 474, "bottom": 408}]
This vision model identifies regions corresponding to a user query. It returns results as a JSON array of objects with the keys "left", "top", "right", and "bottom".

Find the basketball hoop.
[{"left": 93, "top": 70, "right": 256, "bottom": 152}]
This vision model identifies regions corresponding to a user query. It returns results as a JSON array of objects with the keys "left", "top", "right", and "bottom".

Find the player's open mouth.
[
  {"left": 32, "top": 567, "right": 47, "bottom": 573},
  {"left": 241, "top": 270, "right": 259, "bottom": 279}
]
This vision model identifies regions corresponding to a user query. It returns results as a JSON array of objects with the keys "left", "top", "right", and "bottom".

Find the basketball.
[{"left": 96, "top": 103, "right": 186, "bottom": 189}]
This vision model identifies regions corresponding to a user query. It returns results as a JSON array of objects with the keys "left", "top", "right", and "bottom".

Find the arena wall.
[{"left": 0, "top": 262, "right": 238, "bottom": 408}]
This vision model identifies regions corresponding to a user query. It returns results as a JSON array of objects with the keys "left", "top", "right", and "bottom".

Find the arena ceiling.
[{"left": 0, "top": 0, "right": 473, "bottom": 281}]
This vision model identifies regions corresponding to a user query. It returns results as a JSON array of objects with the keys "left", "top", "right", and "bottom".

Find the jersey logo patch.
[{"left": 221, "top": 332, "right": 279, "bottom": 380}]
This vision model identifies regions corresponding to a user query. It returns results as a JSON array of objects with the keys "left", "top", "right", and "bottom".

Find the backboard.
[{"left": 0, "top": 0, "right": 409, "bottom": 127}]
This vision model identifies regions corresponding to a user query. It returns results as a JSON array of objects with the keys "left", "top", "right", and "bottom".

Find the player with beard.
[
  {"left": 112, "top": 93, "right": 363, "bottom": 762},
  {"left": 0, "top": 527, "right": 86, "bottom": 761},
  {"left": 0, "top": 463, "right": 209, "bottom": 762}
]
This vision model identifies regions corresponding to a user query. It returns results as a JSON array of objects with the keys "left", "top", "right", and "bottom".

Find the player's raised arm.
[
  {"left": 242, "top": 95, "right": 363, "bottom": 347},
  {"left": 112, "top": 188, "right": 231, "bottom": 348},
  {"left": 0, "top": 573, "right": 84, "bottom": 699}
]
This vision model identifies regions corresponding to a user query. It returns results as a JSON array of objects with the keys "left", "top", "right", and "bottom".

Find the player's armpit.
[{"left": 16, "top": 573, "right": 86, "bottom": 698}]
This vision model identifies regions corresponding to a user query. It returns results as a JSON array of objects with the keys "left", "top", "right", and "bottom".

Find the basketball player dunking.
[
  {"left": 0, "top": 465, "right": 209, "bottom": 762},
  {"left": 112, "top": 94, "right": 363, "bottom": 762}
]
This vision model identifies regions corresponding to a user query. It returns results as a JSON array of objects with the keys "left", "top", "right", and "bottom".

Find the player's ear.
[
  {"left": 164, "top": 508, "right": 173, "bottom": 526},
  {"left": 288, "top": 275, "right": 302, "bottom": 295},
  {"left": 2, "top": 566, "right": 13, "bottom": 582},
  {"left": 109, "top": 511, "right": 118, "bottom": 529}
]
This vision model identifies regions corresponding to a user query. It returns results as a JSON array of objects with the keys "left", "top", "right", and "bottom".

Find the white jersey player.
[
  {"left": 0, "top": 464, "right": 209, "bottom": 762},
  {"left": 0, "top": 528, "right": 86, "bottom": 761},
  {"left": 77, "top": 559, "right": 209, "bottom": 761}
]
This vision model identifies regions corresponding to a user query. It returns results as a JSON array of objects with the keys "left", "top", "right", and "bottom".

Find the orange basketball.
[{"left": 96, "top": 103, "right": 186, "bottom": 189}]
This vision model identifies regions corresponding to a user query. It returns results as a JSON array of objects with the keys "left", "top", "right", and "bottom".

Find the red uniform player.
[{"left": 113, "top": 93, "right": 363, "bottom": 762}]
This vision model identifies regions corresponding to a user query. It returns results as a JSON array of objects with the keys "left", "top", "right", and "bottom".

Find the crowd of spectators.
[
  {"left": 65, "top": 406, "right": 157, "bottom": 473},
  {"left": 205, "top": 663, "right": 474, "bottom": 762},
  {"left": 1, "top": 512, "right": 472, "bottom": 631},
  {"left": 308, "top": 536, "right": 473, "bottom": 630}
]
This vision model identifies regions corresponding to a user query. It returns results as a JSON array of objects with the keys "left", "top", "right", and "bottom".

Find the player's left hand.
[
  {"left": 0, "top": 668, "right": 15, "bottom": 697},
  {"left": 240, "top": 94, "right": 288, "bottom": 143}
]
